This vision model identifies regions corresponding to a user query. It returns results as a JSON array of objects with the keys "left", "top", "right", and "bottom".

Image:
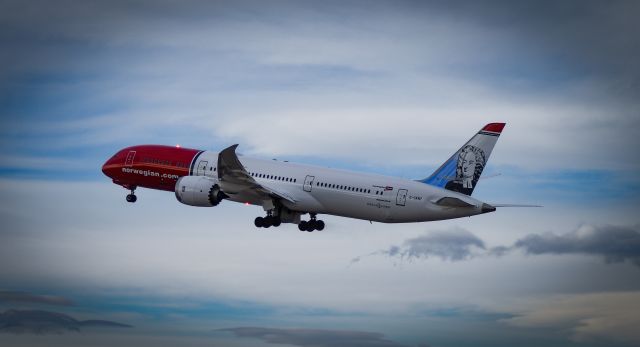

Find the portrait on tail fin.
[{"left": 444, "top": 145, "right": 486, "bottom": 195}]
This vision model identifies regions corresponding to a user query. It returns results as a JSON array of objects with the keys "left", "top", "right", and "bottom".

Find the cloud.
[
  {"left": 219, "top": 327, "right": 410, "bottom": 347},
  {"left": 513, "top": 224, "right": 640, "bottom": 266},
  {"left": 1, "top": 0, "right": 639, "bottom": 175},
  {"left": 503, "top": 291, "right": 640, "bottom": 344},
  {"left": 393, "top": 228, "right": 485, "bottom": 261},
  {"left": 352, "top": 228, "right": 486, "bottom": 264},
  {"left": 0, "top": 291, "right": 73, "bottom": 307},
  {"left": 0, "top": 309, "right": 132, "bottom": 334},
  {"left": 363, "top": 225, "right": 640, "bottom": 267}
]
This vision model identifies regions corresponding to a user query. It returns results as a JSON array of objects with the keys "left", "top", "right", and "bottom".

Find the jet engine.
[{"left": 175, "top": 176, "right": 226, "bottom": 207}]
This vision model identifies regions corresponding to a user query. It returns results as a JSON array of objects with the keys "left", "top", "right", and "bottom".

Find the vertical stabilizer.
[{"left": 421, "top": 123, "right": 505, "bottom": 196}]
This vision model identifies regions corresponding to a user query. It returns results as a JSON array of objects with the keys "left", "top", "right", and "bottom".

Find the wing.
[{"left": 217, "top": 144, "right": 297, "bottom": 204}]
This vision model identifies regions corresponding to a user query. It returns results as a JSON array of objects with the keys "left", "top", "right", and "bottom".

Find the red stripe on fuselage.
[{"left": 102, "top": 145, "right": 201, "bottom": 191}]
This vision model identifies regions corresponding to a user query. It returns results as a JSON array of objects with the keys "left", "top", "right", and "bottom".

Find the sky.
[{"left": 1, "top": 0, "right": 639, "bottom": 346}]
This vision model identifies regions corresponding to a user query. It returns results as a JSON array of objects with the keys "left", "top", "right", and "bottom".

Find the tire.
[
  {"left": 272, "top": 217, "right": 282, "bottom": 227},
  {"left": 126, "top": 194, "right": 136, "bottom": 203},
  {"left": 254, "top": 217, "right": 264, "bottom": 228},
  {"left": 306, "top": 221, "right": 315, "bottom": 232},
  {"left": 298, "top": 221, "right": 307, "bottom": 231},
  {"left": 316, "top": 220, "right": 325, "bottom": 231}
]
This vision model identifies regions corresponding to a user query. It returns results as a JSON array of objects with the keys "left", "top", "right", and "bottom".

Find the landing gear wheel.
[
  {"left": 126, "top": 194, "right": 137, "bottom": 203},
  {"left": 298, "top": 221, "right": 308, "bottom": 231},
  {"left": 254, "top": 217, "right": 264, "bottom": 228},
  {"left": 272, "top": 217, "right": 281, "bottom": 227},
  {"left": 315, "top": 220, "right": 325, "bottom": 231},
  {"left": 306, "top": 221, "right": 315, "bottom": 232}
]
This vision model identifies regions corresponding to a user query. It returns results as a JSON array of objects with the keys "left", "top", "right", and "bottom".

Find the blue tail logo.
[{"left": 421, "top": 123, "right": 504, "bottom": 196}]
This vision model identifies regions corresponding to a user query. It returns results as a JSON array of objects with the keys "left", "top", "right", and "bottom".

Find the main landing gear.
[
  {"left": 254, "top": 213, "right": 282, "bottom": 228},
  {"left": 125, "top": 188, "right": 137, "bottom": 203},
  {"left": 298, "top": 214, "right": 324, "bottom": 232}
]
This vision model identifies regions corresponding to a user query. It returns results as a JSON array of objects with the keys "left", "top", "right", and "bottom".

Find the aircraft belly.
[{"left": 311, "top": 191, "right": 390, "bottom": 222}]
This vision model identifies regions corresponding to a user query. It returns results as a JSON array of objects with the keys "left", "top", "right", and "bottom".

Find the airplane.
[{"left": 102, "top": 122, "right": 525, "bottom": 232}]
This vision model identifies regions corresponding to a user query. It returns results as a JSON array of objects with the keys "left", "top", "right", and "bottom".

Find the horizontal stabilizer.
[
  {"left": 433, "top": 197, "right": 475, "bottom": 208},
  {"left": 491, "top": 204, "right": 542, "bottom": 207}
]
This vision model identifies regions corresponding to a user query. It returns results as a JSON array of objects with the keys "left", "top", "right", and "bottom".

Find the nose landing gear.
[{"left": 125, "top": 187, "right": 137, "bottom": 203}]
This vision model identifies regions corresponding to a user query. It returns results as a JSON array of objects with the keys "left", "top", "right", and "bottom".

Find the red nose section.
[
  {"left": 101, "top": 160, "right": 110, "bottom": 177},
  {"left": 102, "top": 153, "right": 119, "bottom": 178}
]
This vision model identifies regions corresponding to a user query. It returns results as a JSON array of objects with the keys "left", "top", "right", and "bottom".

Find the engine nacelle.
[{"left": 175, "top": 176, "right": 225, "bottom": 207}]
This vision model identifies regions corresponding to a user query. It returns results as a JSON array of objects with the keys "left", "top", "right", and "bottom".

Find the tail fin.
[{"left": 421, "top": 123, "right": 505, "bottom": 196}]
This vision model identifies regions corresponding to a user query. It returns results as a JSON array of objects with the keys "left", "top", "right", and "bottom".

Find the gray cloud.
[
  {"left": 513, "top": 224, "right": 640, "bottom": 266},
  {"left": 1, "top": 0, "right": 639, "bottom": 173},
  {"left": 366, "top": 225, "right": 640, "bottom": 267},
  {"left": 220, "top": 327, "right": 410, "bottom": 347},
  {"left": 0, "top": 309, "right": 132, "bottom": 334},
  {"left": 0, "top": 291, "right": 73, "bottom": 307},
  {"left": 503, "top": 291, "right": 640, "bottom": 344},
  {"left": 353, "top": 228, "right": 486, "bottom": 263}
]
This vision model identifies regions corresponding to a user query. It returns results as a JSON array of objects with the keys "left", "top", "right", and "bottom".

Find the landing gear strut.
[
  {"left": 298, "top": 213, "right": 324, "bottom": 232},
  {"left": 254, "top": 211, "right": 281, "bottom": 228},
  {"left": 125, "top": 188, "right": 137, "bottom": 203}
]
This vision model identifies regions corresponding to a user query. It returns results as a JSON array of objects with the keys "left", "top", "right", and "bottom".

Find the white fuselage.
[{"left": 192, "top": 151, "right": 490, "bottom": 223}]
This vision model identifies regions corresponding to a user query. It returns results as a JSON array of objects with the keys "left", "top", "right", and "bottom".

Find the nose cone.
[
  {"left": 101, "top": 159, "right": 111, "bottom": 177},
  {"left": 102, "top": 154, "right": 118, "bottom": 178},
  {"left": 101, "top": 160, "right": 109, "bottom": 177}
]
